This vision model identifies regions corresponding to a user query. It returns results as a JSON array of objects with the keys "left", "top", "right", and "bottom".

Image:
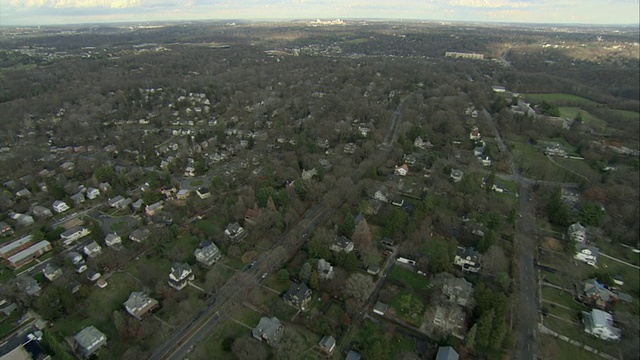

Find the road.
[
  {"left": 486, "top": 109, "right": 537, "bottom": 360},
  {"left": 150, "top": 99, "right": 406, "bottom": 360}
]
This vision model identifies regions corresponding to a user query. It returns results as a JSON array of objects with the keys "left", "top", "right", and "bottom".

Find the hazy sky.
[{"left": 1, "top": 0, "right": 638, "bottom": 26}]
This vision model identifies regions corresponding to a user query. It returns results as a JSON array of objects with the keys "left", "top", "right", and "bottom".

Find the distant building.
[
  {"left": 7, "top": 241, "right": 52, "bottom": 269},
  {"left": 453, "top": 247, "right": 481, "bottom": 273},
  {"left": 252, "top": 316, "right": 283, "bottom": 347},
  {"left": 74, "top": 326, "right": 107, "bottom": 359},
  {"left": 436, "top": 346, "right": 459, "bottom": 360},
  {"left": 582, "top": 309, "right": 621, "bottom": 341},
  {"left": 124, "top": 292, "right": 158, "bottom": 320},
  {"left": 168, "top": 263, "right": 194, "bottom": 290},
  {"left": 225, "top": 222, "right": 247, "bottom": 242},
  {"left": 445, "top": 52, "right": 484, "bottom": 60},
  {"left": 60, "top": 226, "right": 90, "bottom": 246},
  {"left": 194, "top": 241, "right": 221, "bottom": 267},
  {"left": 330, "top": 236, "right": 354, "bottom": 253},
  {"left": 283, "top": 283, "right": 312, "bottom": 310}
]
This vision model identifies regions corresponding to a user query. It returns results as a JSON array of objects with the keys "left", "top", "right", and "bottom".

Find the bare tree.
[{"left": 345, "top": 273, "right": 375, "bottom": 303}]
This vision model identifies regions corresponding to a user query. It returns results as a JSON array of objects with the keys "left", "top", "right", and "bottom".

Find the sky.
[{"left": 0, "top": 0, "right": 638, "bottom": 26}]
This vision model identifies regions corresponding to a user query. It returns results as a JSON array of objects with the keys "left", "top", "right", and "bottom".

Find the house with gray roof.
[
  {"left": 252, "top": 316, "right": 283, "bottom": 347},
  {"left": 436, "top": 346, "right": 459, "bottom": 360},
  {"left": 283, "top": 283, "right": 312, "bottom": 310},
  {"left": 194, "top": 241, "right": 221, "bottom": 267},
  {"left": 74, "top": 326, "right": 107, "bottom": 358},
  {"left": 124, "top": 292, "right": 158, "bottom": 320}
]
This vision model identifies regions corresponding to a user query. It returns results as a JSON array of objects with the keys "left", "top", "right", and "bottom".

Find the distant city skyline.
[{"left": 1, "top": 0, "right": 638, "bottom": 26}]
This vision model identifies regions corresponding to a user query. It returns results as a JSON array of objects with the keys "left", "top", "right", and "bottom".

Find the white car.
[{"left": 261, "top": 272, "right": 268, "bottom": 279}]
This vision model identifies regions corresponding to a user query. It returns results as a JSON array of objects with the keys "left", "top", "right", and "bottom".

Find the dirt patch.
[
  {"left": 241, "top": 251, "right": 258, "bottom": 264},
  {"left": 543, "top": 237, "right": 564, "bottom": 252}
]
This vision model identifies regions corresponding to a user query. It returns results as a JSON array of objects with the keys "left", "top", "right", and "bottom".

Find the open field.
[
  {"left": 617, "top": 110, "right": 640, "bottom": 121},
  {"left": 387, "top": 266, "right": 431, "bottom": 295},
  {"left": 539, "top": 334, "right": 603, "bottom": 360},
  {"left": 510, "top": 140, "right": 580, "bottom": 182},
  {"left": 558, "top": 107, "right": 608, "bottom": 132},
  {"left": 552, "top": 157, "right": 601, "bottom": 184},
  {"left": 522, "top": 93, "right": 599, "bottom": 106}
]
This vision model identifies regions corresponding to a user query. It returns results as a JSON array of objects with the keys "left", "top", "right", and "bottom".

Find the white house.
[
  {"left": 60, "top": 226, "right": 91, "bottom": 246},
  {"left": 168, "top": 262, "right": 194, "bottom": 290},
  {"left": 453, "top": 247, "right": 481, "bottom": 273},
  {"left": 184, "top": 166, "right": 196, "bottom": 177},
  {"left": 52, "top": 200, "right": 70, "bottom": 213},
  {"left": 450, "top": 169, "right": 464, "bottom": 183},
  {"left": 568, "top": 223, "right": 587, "bottom": 243},
  {"left": 83, "top": 241, "right": 102, "bottom": 258},
  {"left": 86, "top": 187, "right": 100, "bottom": 200},
  {"left": 194, "top": 242, "right": 221, "bottom": 267},
  {"left": 124, "top": 292, "right": 159, "bottom": 320},
  {"left": 104, "top": 234, "right": 122, "bottom": 247},
  {"left": 574, "top": 243, "right": 598, "bottom": 267},
  {"left": 394, "top": 164, "right": 409, "bottom": 176},
  {"left": 582, "top": 309, "right": 621, "bottom": 341}
]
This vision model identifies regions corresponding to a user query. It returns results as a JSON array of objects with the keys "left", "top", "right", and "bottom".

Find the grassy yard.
[
  {"left": 543, "top": 317, "right": 620, "bottom": 355},
  {"left": 108, "top": 220, "right": 129, "bottom": 233},
  {"left": 387, "top": 266, "right": 430, "bottom": 295},
  {"left": 522, "top": 93, "right": 599, "bottom": 106},
  {"left": 189, "top": 179, "right": 204, "bottom": 187},
  {"left": 617, "top": 110, "right": 640, "bottom": 121},
  {"left": 598, "top": 256, "right": 640, "bottom": 295},
  {"left": 191, "top": 319, "right": 255, "bottom": 360},
  {"left": 539, "top": 334, "right": 602, "bottom": 360},
  {"left": 541, "top": 287, "right": 585, "bottom": 311},
  {"left": 558, "top": 107, "right": 608, "bottom": 132},
  {"left": 232, "top": 304, "right": 263, "bottom": 326},
  {"left": 552, "top": 157, "right": 601, "bottom": 184},
  {"left": 193, "top": 218, "right": 226, "bottom": 237},
  {"left": 510, "top": 140, "right": 581, "bottom": 182}
]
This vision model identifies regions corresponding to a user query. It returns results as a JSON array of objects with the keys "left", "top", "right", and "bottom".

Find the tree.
[
  {"left": 362, "top": 336, "right": 390, "bottom": 360},
  {"left": 306, "top": 238, "right": 331, "bottom": 259},
  {"left": 299, "top": 262, "right": 312, "bottom": 283},
  {"left": 578, "top": 202, "right": 604, "bottom": 226},
  {"left": 342, "top": 212, "right": 355, "bottom": 236},
  {"left": 465, "top": 323, "right": 478, "bottom": 348},
  {"left": 344, "top": 273, "right": 374, "bottom": 303},
  {"left": 335, "top": 251, "right": 358, "bottom": 272},
  {"left": 231, "top": 336, "right": 268, "bottom": 360},
  {"left": 277, "top": 269, "right": 289, "bottom": 283},
  {"left": 428, "top": 240, "right": 451, "bottom": 274},
  {"left": 309, "top": 270, "right": 319, "bottom": 290}
]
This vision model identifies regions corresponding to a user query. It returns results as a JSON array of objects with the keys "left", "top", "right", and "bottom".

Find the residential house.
[
  {"left": 436, "top": 346, "right": 459, "bottom": 360},
  {"left": 124, "top": 292, "right": 158, "bottom": 320},
  {"left": 104, "top": 233, "right": 122, "bottom": 247},
  {"left": 168, "top": 262, "right": 194, "bottom": 290},
  {"left": 330, "top": 236, "right": 354, "bottom": 253},
  {"left": 372, "top": 186, "right": 389, "bottom": 203},
  {"left": 52, "top": 200, "right": 70, "bottom": 213},
  {"left": 319, "top": 335, "right": 336, "bottom": 354},
  {"left": 67, "top": 251, "right": 85, "bottom": 265},
  {"left": 568, "top": 223, "right": 587, "bottom": 243},
  {"left": 184, "top": 166, "right": 196, "bottom": 177},
  {"left": 414, "top": 136, "right": 427, "bottom": 149},
  {"left": 453, "top": 247, "right": 481, "bottom": 273},
  {"left": 317, "top": 259, "right": 334, "bottom": 280},
  {"left": 176, "top": 189, "right": 190, "bottom": 200},
  {"left": 473, "top": 146, "right": 485, "bottom": 157},
  {"left": 15, "top": 188, "right": 31, "bottom": 198},
  {"left": 74, "top": 326, "right": 107, "bottom": 359},
  {"left": 480, "top": 155, "right": 492, "bottom": 167},
  {"left": 252, "top": 316, "right": 283, "bottom": 347},
  {"left": 31, "top": 205, "right": 53, "bottom": 219},
  {"left": 365, "top": 199, "right": 383, "bottom": 215},
  {"left": 0, "top": 221, "right": 13, "bottom": 237},
  {"left": 161, "top": 185, "right": 177, "bottom": 198},
  {"left": 196, "top": 187, "right": 211, "bottom": 199},
  {"left": 98, "top": 182, "right": 112, "bottom": 193},
  {"left": 60, "top": 226, "right": 90, "bottom": 246},
  {"left": 132, "top": 199, "right": 144, "bottom": 212},
  {"left": 391, "top": 196, "right": 404, "bottom": 207},
  {"left": 69, "top": 280, "right": 82, "bottom": 293},
  {"left": 450, "top": 169, "right": 464, "bottom": 183},
  {"left": 581, "top": 309, "right": 621, "bottom": 341},
  {"left": 367, "top": 264, "right": 380, "bottom": 275},
  {"left": 346, "top": 350, "right": 362, "bottom": 360},
  {"left": 301, "top": 168, "right": 318, "bottom": 181},
  {"left": 574, "top": 243, "right": 599, "bottom": 267},
  {"left": 394, "top": 164, "right": 409, "bottom": 176},
  {"left": 441, "top": 274, "right": 474, "bottom": 307},
  {"left": 59, "top": 161, "right": 75, "bottom": 172},
  {"left": 86, "top": 269, "right": 101, "bottom": 282},
  {"left": 16, "top": 276, "right": 41, "bottom": 297},
  {"left": 344, "top": 143, "right": 357, "bottom": 154},
  {"left": 225, "top": 222, "right": 247, "bottom": 242},
  {"left": 0, "top": 235, "right": 34, "bottom": 259},
  {"left": 431, "top": 304, "right": 466, "bottom": 339},
  {"left": 373, "top": 301, "right": 388, "bottom": 316},
  {"left": 403, "top": 154, "right": 417, "bottom": 166},
  {"left": 129, "top": 228, "right": 150, "bottom": 243},
  {"left": 194, "top": 241, "right": 221, "bottom": 267},
  {"left": 283, "top": 283, "right": 312, "bottom": 310},
  {"left": 469, "top": 128, "right": 481, "bottom": 141},
  {"left": 10, "top": 213, "right": 34, "bottom": 227},
  {"left": 70, "top": 193, "right": 85, "bottom": 206},
  {"left": 114, "top": 197, "right": 132, "bottom": 211},
  {"left": 107, "top": 195, "right": 125, "bottom": 208},
  {"left": 86, "top": 187, "right": 100, "bottom": 200},
  {"left": 583, "top": 279, "right": 618, "bottom": 310},
  {"left": 83, "top": 241, "right": 102, "bottom": 258},
  {"left": 7, "top": 241, "right": 52, "bottom": 269},
  {"left": 145, "top": 201, "right": 164, "bottom": 216},
  {"left": 43, "top": 263, "right": 62, "bottom": 282}
]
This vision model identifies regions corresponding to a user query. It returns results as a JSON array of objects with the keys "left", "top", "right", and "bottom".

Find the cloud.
[{"left": 10, "top": 0, "right": 141, "bottom": 8}]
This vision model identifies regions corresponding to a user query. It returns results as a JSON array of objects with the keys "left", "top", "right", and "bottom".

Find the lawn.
[
  {"left": 232, "top": 305, "right": 263, "bottom": 326},
  {"left": 191, "top": 319, "right": 254, "bottom": 360},
  {"left": 387, "top": 266, "right": 430, "bottom": 295},
  {"left": 510, "top": 140, "right": 580, "bottom": 182},
  {"left": 193, "top": 218, "right": 226, "bottom": 237},
  {"left": 558, "top": 107, "right": 608, "bottom": 132},
  {"left": 539, "top": 334, "right": 602, "bottom": 360},
  {"left": 522, "top": 93, "right": 599, "bottom": 106},
  {"left": 552, "top": 157, "right": 601, "bottom": 184},
  {"left": 616, "top": 110, "right": 640, "bottom": 121},
  {"left": 598, "top": 256, "right": 640, "bottom": 295},
  {"left": 541, "top": 287, "right": 585, "bottom": 312},
  {"left": 189, "top": 179, "right": 203, "bottom": 187},
  {"left": 108, "top": 220, "right": 129, "bottom": 233}
]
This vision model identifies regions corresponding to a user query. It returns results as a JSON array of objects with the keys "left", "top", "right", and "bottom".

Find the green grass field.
[
  {"left": 523, "top": 93, "right": 599, "bottom": 106},
  {"left": 387, "top": 266, "right": 430, "bottom": 295},
  {"left": 558, "top": 107, "right": 608, "bottom": 132},
  {"left": 552, "top": 157, "right": 601, "bottom": 184},
  {"left": 539, "top": 335, "right": 602, "bottom": 360},
  {"left": 510, "top": 140, "right": 580, "bottom": 182},
  {"left": 617, "top": 110, "right": 640, "bottom": 121}
]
